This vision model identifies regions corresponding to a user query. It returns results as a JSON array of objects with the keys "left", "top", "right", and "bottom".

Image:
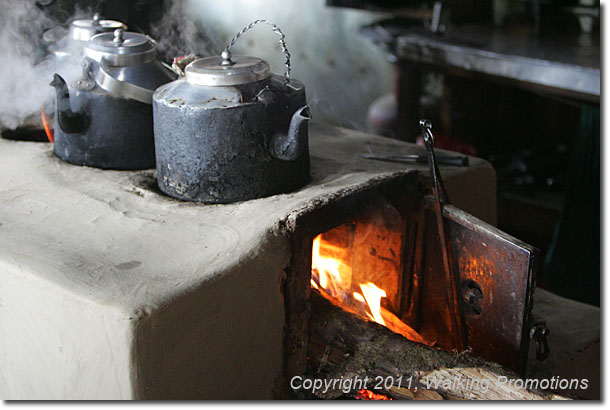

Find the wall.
[{"left": 184, "top": 0, "right": 394, "bottom": 130}]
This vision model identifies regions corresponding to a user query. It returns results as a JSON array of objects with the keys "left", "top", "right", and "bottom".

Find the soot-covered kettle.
[
  {"left": 153, "top": 20, "right": 311, "bottom": 203},
  {"left": 50, "top": 29, "right": 176, "bottom": 170}
]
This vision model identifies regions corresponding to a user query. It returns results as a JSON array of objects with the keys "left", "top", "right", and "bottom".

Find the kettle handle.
[{"left": 222, "top": 19, "right": 291, "bottom": 83}]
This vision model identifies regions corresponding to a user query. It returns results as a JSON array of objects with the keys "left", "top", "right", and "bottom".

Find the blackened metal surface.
[
  {"left": 54, "top": 85, "right": 156, "bottom": 170},
  {"left": 153, "top": 74, "right": 311, "bottom": 203},
  {"left": 410, "top": 196, "right": 537, "bottom": 374}
]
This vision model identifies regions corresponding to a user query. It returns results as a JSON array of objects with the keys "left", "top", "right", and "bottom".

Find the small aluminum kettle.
[
  {"left": 153, "top": 20, "right": 311, "bottom": 203},
  {"left": 48, "top": 13, "right": 127, "bottom": 59},
  {"left": 69, "top": 13, "right": 126, "bottom": 43}
]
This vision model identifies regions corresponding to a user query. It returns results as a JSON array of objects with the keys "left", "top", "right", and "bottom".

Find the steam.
[
  {"left": 149, "top": 1, "right": 220, "bottom": 62},
  {"left": 0, "top": 0, "right": 218, "bottom": 131},
  {"left": 0, "top": 1, "right": 84, "bottom": 130}
]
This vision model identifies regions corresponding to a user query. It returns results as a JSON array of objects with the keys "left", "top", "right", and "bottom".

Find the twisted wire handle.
[{"left": 223, "top": 19, "right": 291, "bottom": 82}]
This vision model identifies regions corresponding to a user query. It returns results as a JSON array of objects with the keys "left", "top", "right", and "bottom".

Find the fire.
[
  {"left": 311, "top": 234, "right": 428, "bottom": 345},
  {"left": 356, "top": 389, "right": 392, "bottom": 400},
  {"left": 41, "top": 107, "right": 54, "bottom": 143},
  {"left": 311, "top": 235, "right": 352, "bottom": 300},
  {"left": 354, "top": 282, "right": 386, "bottom": 325}
]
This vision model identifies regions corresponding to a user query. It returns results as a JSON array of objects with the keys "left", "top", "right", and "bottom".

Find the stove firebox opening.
[
  {"left": 310, "top": 202, "right": 428, "bottom": 346},
  {"left": 304, "top": 194, "right": 538, "bottom": 377}
]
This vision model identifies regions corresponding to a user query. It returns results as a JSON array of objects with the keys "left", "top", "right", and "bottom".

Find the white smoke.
[
  {"left": 149, "top": 1, "right": 220, "bottom": 62},
  {"left": 0, "top": 1, "right": 85, "bottom": 130}
]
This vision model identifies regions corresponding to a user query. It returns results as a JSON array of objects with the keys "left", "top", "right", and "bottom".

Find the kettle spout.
[
  {"left": 287, "top": 105, "right": 311, "bottom": 143},
  {"left": 271, "top": 105, "right": 311, "bottom": 161},
  {"left": 50, "top": 73, "right": 86, "bottom": 134}
]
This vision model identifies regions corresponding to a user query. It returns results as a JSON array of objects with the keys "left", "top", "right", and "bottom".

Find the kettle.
[
  {"left": 69, "top": 13, "right": 126, "bottom": 43},
  {"left": 47, "top": 13, "right": 127, "bottom": 60},
  {"left": 153, "top": 20, "right": 311, "bottom": 203},
  {"left": 50, "top": 29, "right": 176, "bottom": 170}
]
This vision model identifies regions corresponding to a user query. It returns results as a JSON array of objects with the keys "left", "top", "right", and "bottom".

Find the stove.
[{"left": 0, "top": 122, "right": 532, "bottom": 399}]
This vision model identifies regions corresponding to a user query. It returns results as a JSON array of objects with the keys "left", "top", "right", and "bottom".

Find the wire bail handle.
[{"left": 221, "top": 19, "right": 291, "bottom": 83}]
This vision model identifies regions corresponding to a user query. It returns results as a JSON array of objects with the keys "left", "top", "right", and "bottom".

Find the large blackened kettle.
[
  {"left": 153, "top": 20, "right": 311, "bottom": 203},
  {"left": 50, "top": 29, "right": 176, "bottom": 170}
]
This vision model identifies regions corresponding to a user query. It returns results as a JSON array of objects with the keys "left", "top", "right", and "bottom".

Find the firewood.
[{"left": 307, "top": 291, "right": 569, "bottom": 400}]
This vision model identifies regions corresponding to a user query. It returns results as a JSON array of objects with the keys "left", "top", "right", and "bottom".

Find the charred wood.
[{"left": 306, "top": 291, "right": 568, "bottom": 400}]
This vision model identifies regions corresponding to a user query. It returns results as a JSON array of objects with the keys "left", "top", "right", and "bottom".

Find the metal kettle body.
[
  {"left": 153, "top": 21, "right": 311, "bottom": 203},
  {"left": 50, "top": 30, "right": 176, "bottom": 170},
  {"left": 153, "top": 73, "right": 311, "bottom": 203},
  {"left": 51, "top": 69, "right": 160, "bottom": 170}
]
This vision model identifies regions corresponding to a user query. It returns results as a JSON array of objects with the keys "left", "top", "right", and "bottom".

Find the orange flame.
[
  {"left": 311, "top": 234, "right": 428, "bottom": 345},
  {"left": 41, "top": 107, "right": 54, "bottom": 143},
  {"left": 356, "top": 282, "right": 386, "bottom": 324},
  {"left": 356, "top": 389, "right": 392, "bottom": 400},
  {"left": 311, "top": 235, "right": 352, "bottom": 300}
]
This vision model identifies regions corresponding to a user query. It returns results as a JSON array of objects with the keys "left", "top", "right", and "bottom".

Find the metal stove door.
[{"left": 405, "top": 196, "right": 538, "bottom": 375}]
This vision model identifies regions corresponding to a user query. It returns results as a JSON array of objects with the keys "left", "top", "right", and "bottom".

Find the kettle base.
[{"left": 156, "top": 167, "right": 312, "bottom": 204}]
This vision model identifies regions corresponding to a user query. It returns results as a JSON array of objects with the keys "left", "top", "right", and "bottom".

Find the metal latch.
[{"left": 530, "top": 319, "right": 550, "bottom": 361}]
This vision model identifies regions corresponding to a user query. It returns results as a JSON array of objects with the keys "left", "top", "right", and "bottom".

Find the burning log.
[{"left": 307, "top": 291, "right": 568, "bottom": 400}]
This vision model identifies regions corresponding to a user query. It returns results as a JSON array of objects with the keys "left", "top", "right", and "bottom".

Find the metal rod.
[
  {"left": 360, "top": 153, "right": 469, "bottom": 166},
  {"left": 420, "top": 119, "right": 468, "bottom": 351}
]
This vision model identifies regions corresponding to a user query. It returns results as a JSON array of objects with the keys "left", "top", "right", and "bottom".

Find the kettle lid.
[
  {"left": 184, "top": 55, "right": 270, "bottom": 86},
  {"left": 84, "top": 29, "right": 156, "bottom": 66}
]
